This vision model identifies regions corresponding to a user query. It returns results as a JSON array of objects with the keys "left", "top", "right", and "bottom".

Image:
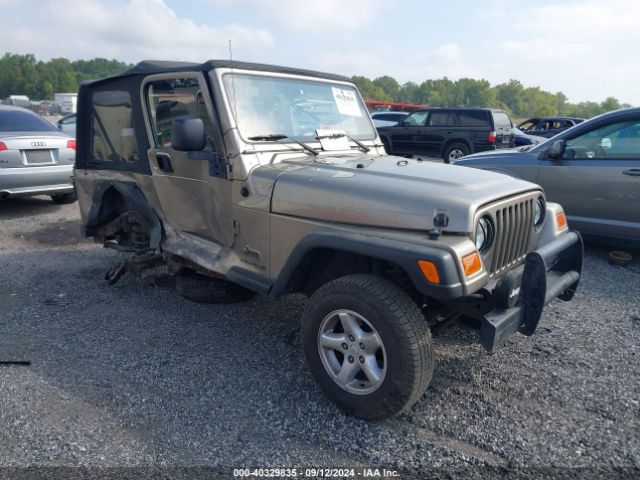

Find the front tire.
[
  {"left": 301, "top": 274, "right": 434, "bottom": 419},
  {"left": 443, "top": 143, "right": 469, "bottom": 164}
]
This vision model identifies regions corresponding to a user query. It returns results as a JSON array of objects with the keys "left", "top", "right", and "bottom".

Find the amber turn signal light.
[
  {"left": 462, "top": 252, "right": 482, "bottom": 277},
  {"left": 418, "top": 260, "right": 440, "bottom": 284},
  {"left": 556, "top": 211, "right": 567, "bottom": 230}
]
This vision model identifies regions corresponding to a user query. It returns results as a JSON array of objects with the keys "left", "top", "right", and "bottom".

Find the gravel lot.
[{"left": 1, "top": 197, "right": 639, "bottom": 479}]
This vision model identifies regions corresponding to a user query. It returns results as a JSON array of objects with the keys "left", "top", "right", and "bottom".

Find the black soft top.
[{"left": 83, "top": 60, "right": 351, "bottom": 87}]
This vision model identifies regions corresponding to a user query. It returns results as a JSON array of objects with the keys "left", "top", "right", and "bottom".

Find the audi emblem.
[{"left": 31, "top": 141, "right": 46, "bottom": 147}]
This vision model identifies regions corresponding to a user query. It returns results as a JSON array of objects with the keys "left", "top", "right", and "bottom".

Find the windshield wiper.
[
  {"left": 316, "top": 131, "right": 370, "bottom": 153},
  {"left": 248, "top": 134, "right": 318, "bottom": 156}
]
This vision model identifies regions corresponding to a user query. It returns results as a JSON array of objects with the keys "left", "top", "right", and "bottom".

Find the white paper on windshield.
[
  {"left": 316, "top": 129, "right": 350, "bottom": 151},
  {"left": 332, "top": 87, "right": 362, "bottom": 117}
]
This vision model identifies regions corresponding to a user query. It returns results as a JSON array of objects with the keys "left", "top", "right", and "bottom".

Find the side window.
[
  {"left": 91, "top": 90, "right": 138, "bottom": 163},
  {"left": 519, "top": 120, "right": 536, "bottom": 131},
  {"left": 458, "top": 111, "right": 489, "bottom": 127},
  {"left": 146, "top": 77, "right": 217, "bottom": 152},
  {"left": 428, "top": 111, "right": 454, "bottom": 127},
  {"left": 403, "top": 111, "right": 428, "bottom": 127},
  {"left": 492, "top": 112, "right": 512, "bottom": 129},
  {"left": 564, "top": 120, "right": 640, "bottom": 159}
]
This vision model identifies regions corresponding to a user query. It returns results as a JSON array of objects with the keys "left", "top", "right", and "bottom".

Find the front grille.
[{"left": 490, "top": 197, "right": 535, "bottom": 275}]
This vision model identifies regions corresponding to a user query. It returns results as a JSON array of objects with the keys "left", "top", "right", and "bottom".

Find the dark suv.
[{"left": 377, "top": 108, "right": 514, "bottom": 163}]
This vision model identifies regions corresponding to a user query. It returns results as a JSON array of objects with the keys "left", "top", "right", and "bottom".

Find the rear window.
[
  {"left": 492, "top": 111, "right": 513, "bottom": 129},
  {"left": 0, "top": 109, "right": 58, "bottom": 132},
  {"left": 90, "top": 90, "right": 139, "bottom": 163},
  {"left": 457, "top": 111, "right": 489, "bottom": 127}
]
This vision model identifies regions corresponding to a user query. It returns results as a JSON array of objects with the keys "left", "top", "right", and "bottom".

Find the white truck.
[{"left": 5, "top": 95, "right": 31, "bottom": 108}]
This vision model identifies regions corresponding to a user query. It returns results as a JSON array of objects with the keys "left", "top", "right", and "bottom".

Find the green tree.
[
  {"left": 419, "top": 78, "right": 455, "bottom": 106},
  {"left": 0, "top": 52, "right": 628, "bottom": 119},
  {"left": 351, "top": 75, "right": 391, "bottom": 101},
  {"left": 72, "top": 58, "right": 131, "bottom": 83},
  {"left": 373, "top": 75, "right": 400, "bottom": 100},
  {"left": 600, "top": 96, "right": 621, "bottom": 112},
  {"left": 451, "top": 78, "right": 496, "bottom": 108},
  {"left": 38, "top": 57, "right": 78, "bottom": 96},
  {"left": 397, "top": 81, "right": 422, "bottom": 104},
  {"left": 0, "top": 53, "right": 41, "bottom": 98},
  {"left": 495, "top": 79, "right": 525, "bottom": 116}
]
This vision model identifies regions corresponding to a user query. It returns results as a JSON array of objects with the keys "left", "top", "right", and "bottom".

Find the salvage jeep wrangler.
[{"left": 74, "top": 60, "right": 583, "bottom": 419}]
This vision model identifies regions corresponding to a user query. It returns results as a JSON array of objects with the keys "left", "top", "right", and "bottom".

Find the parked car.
[
  {"left": 57, "top": 113, "right": 76, "bottom": 136},
  {"left": 73, "top": 60, "right": 582, "bottom": 419},
  {"left": 0, "top": 105, "right": 76, "bottom": 203},
  {"left": 517, "top": 117, "right": 584, "bottom": 138},
  {"left": 377, "top": 108, "right": 515, "bottom": 163},
  {"left": 371, "top": 111, "right": 408, "bottom": 127},
  {"left": 513, "top": 125, "right": 546, "bottom": 147},
  {"left": 454, "top": 108, "right": 640, "bottom": 242},
  {"left": 39, "top": 100, "right": 57, "bottom": 115}
]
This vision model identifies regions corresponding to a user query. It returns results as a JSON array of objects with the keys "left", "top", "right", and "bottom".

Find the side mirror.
[
  {"left": 171, "top": 117, "right": 205, "bottom": 151},
  {"left": 547, "top": 139, "right": 566, "bottom": 159}
]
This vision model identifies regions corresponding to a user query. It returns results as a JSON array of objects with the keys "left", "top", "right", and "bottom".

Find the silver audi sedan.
[{"left": 0, "top": 105, "right": 76, "bottom": 203}]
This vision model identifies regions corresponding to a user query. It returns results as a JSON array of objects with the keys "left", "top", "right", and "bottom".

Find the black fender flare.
[
  {"left": 85, "top": 181, "right": 163, "bottom": 249},
  {"left": 267, "top": 229, "right": 465, "bottom": 300}
]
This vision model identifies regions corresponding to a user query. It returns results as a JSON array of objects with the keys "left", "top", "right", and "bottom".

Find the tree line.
[
  {"left": 352, "top": 75, "right": 631, "bottom": 119},
  {"left": 0, "top": 53, "right": 132, "bottom": 100},
  {"left": 0, "top": 52, "right": 631, "bottom": 119}
]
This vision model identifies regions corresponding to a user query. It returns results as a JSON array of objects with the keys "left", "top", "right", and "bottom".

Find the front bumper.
[{"left": 480, "top": 231, "right": 583, "bottom": 351}]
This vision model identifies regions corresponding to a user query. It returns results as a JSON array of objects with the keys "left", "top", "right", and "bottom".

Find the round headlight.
[
  {"left": 475, "top": 215, "right": 493, "bottom": 252},
  {"left": 534, "top": 198, "right": 545, "bottom": 227}
]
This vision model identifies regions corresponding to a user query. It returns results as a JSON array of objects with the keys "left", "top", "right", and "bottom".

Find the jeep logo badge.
[{"left": 31, "top": 141, "right": 46, "bottom": 147}]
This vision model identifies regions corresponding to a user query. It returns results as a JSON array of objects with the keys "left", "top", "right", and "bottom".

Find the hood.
[
  {"left": 266, "top": 154, "right": 540, "bottom": 233},
  {"left": 461, "top": 147, "right": 532, "bottom": 160}
]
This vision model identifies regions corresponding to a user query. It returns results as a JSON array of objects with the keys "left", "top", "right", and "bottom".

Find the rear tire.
[
  {"left": 175, "top": 270, "right": 256, "bottom": 304},
  {"left": 51, "top": 192, "right": 77, "bottom": 204},
  {"left": 443, "top": 143, "right": 469, "bottom": 164},
  {"left": 301, "top": 274, "right": 434, "bottom": 419}
]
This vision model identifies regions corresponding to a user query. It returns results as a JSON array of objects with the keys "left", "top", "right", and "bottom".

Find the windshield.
[{"left": 223, "top": 73, "right": 376, "bottom": 142}]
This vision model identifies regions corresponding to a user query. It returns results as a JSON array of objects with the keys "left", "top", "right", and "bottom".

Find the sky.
[{"left": 1, "top": 0, "right": 638, "bottom": 105}]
